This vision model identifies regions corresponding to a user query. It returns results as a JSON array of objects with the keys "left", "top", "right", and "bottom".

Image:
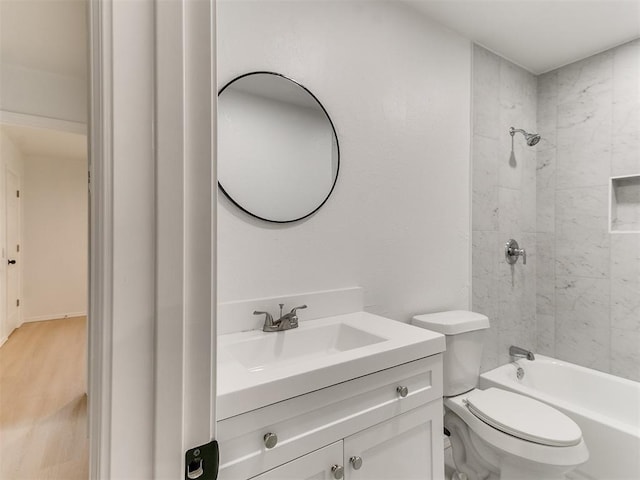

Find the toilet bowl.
[
  {"left": 445, "top": 388, "right": 588, "bottom": 480},
  {"left": 412, "top": 311, "right": 588, "bottom": 480}
]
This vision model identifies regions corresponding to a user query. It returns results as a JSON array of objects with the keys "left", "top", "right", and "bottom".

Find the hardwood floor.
[{"left": 0, "top": 317, "right": 88, "bottom": 479}]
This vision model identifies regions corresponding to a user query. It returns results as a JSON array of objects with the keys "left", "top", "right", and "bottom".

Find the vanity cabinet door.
[
  {"left": 250, "top": 441, "right": 344, "bottom": 480},
  {"left": 343, "top": 402, "right": 444, "bottom": 480}
]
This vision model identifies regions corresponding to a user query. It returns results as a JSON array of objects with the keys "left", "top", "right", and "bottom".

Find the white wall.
[
  {"left": 0, "top": 130, "right": 25, "bottom": 342},
  {"left": 22, "top": 155, "right": 87, "bottom": 321},
  {"left": 0, "top": 63, "right": 87, "bottom": 124},
  {"left": 218, "top": 1, "right": 472, "bottom": 321}
]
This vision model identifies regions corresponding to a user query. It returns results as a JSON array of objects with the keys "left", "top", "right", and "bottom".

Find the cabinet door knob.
[
  {"left": 263, "top": 432, "right": 278, "bottom": 449},
  {"left": 349, "top": 456, "right": 363, "bottom": 470},
  {"left": 331, "top": 464, "right": 344, "bottom": 479},
  {"left": 397, "top": 385, "right": 409, "bottom": 398}
]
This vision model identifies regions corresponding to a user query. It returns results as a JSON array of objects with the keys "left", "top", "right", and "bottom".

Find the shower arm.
[{"left": 509, "top": 126, "right": 541, "bottom": 147}]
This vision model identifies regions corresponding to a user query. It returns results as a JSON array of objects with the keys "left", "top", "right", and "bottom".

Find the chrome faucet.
[
  {"left": 509, "top": 345, "right": 535, "bottom": 361},
  {"left": 254, "top": 304, "right": 308, "bottom": 332}
]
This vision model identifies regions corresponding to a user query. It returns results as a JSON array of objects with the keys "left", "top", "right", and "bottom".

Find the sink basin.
[
  {"left": 217, "top": 311, "right": 445, "bottom": 419},
  {"left": 231, "top": 323, "right": 386, "bottom": 372}
]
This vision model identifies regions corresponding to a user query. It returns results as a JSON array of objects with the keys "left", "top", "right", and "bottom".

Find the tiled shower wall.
[
  {"left": 536, "top": 39, "right": 640, "bottom": 382},
  {"left": 472, "top": 45, "right": 538, "bottom": 372},
  {"left": 473, "top": 40, "right": 640, "bottom": 382}
]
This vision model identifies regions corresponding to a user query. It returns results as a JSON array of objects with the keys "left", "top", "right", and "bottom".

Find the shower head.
[
  {"left": 509, "top": 127, "right": 541, "bottom": 146},
  {"left": 525, "top": 132, "right": 541, "bottom": 146}
]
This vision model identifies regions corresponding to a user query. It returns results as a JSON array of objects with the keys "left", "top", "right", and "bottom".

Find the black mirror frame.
[{"left": 217, "top": 71, "right": 340, "bottom": 224}]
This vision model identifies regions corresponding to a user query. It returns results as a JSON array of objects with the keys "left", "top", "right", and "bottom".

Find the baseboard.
[
  {"left": 0, "top": 336, "right": 7, "bottom": 348},
  {"left": 23, "top": 311, "right": 87, "bottom": 323}
]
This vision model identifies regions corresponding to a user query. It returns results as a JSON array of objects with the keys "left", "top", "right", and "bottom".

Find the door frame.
[
  {"left": 88, "top": 1, "right": 217, "bottom": 477},
  {"left": 4, "top": 167, "right": 21, "bottom": 334}
]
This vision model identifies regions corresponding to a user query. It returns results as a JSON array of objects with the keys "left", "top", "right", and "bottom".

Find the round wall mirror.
[{"left": 218, "top": 72, "right": 340, "bottom": 223}]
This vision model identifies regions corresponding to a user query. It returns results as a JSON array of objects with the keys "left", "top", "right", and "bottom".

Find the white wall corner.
[
  {"left": 0, "top": 110, "right": 87, "bottom": 135},
  {"left": 0, "top": 63, "right": 87, "bottom": 124}
]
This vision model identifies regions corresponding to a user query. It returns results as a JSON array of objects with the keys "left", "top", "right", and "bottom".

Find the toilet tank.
[{"left": 412, "top": 311, "right": 489, "bottom": 397}]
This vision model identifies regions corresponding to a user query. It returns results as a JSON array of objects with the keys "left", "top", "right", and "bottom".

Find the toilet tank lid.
[{"left": 411, "top": 310, "right": 489, "bottom": 335}]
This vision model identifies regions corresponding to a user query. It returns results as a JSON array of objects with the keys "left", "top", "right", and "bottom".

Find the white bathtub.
[{"left": 480, "top": 355, "right": 640, "bottom": 480}]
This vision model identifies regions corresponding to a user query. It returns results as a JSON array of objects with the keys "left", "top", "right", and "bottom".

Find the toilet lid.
[{"left": 465, "top": 388, "right": 582, "bottom": 447}]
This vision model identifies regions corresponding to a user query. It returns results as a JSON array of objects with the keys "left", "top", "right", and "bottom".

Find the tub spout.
[{"left": 509, "top": 345, "right": 535, "bottom": 361}]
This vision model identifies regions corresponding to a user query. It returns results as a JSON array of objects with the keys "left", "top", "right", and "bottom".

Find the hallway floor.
[{"left": 0, "top": 317, "right": 88, "bottom": 479}]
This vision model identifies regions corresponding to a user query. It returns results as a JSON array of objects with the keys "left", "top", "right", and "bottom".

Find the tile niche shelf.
[{"left": 610, "top": 174, "right": 640, "bottom": 233}]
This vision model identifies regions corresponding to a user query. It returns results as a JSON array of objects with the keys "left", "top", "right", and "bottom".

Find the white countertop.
[{"left": 217, "top": 311, "right": 445, "bottom": 420}]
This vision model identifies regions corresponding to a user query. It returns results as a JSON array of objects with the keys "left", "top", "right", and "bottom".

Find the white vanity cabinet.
[
  {"left": 217, "top": 354, "right": 444, "bottom": 480},
  {"left": 250, "top": 442, "right": 344, "bottom": 480},
  {"left": 343, "top": 403, "right": 440, "bottom": 480}
]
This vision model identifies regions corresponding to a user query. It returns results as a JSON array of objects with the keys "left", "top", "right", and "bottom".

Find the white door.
[
  {"left": 6, "top": 169, "right": 20, "bottom": 334},
  {"left": 250, "top": 442, "right": 344, "bottom": 480},
  {"left": 344, "top": 403, "right": 444, "bottom": 480}
]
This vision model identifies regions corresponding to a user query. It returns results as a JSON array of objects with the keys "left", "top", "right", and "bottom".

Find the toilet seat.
[
  {"left": 444, "top": 389, "right": 589, "bottom": 467},
  {"left": 465, "top": 388, "right": 582, "bottom": 447}
]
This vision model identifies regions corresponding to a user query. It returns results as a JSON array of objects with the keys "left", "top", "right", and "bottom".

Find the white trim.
[
  {"left": 88, "top": 0, "right": 216, "bottom": 477},
  {"left": 0, "top": 110, "right": 87, "bottom": 135},
  {"left": 100, "top": 0, "right": 157, "bottom": 477},
  {"left": 154, "top": 1, "right": 188, "bottom": 475},
  {"left": 88, "top": 0, "right": 113, "bottom": 477},
  {"left": 609, "top": 175, "right": 614, "bottom": 234},
  {"left": 154, "top": 0, "right": 217, "bottom": 476},
  {"left": 611, "top": 173, "right": 640, "bottom": 180},
  {"left": 22, "top": 312, "right": 87, "bottom": 323},
  {"left": 5, "top": 166, "right": 22, "bottom": 334},
  {"left": 468, "top": 41, "right": 474, "bottom": 312}
]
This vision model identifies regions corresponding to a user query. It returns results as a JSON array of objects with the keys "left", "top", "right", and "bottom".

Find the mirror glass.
[{"left": 218, "top": 72, "right": 340, "bottom": 223}]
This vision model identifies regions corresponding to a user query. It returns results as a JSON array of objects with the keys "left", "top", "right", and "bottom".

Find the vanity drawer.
[{"left": 217, "top": 354, "right": 442, "bottom": 480}]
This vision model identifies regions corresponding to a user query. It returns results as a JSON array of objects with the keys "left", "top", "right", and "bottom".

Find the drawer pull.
[
  {"left": 331, "top": 465, "right": 344, "bottom": 479},
  {"left": 349, "top": 456, "right": 363, "bottom": 470},
  {"left": 396, "top": 385, "right": 409, "bottom": 398},
  {"left": 263, "top": 432, "right": 278, "bottom": 449}
]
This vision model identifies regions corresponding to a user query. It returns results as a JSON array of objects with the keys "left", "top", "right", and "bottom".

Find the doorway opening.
[
  {"left": 0, "top": 0, "right": 89, "bottom": 476},
  {"left": 0, "top": 122, "right": 89, "bottom": 479}
]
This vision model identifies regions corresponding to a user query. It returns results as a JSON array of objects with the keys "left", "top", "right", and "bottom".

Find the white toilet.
[{"left": 412, "top": 311, "right": 588, "bottom": 480}]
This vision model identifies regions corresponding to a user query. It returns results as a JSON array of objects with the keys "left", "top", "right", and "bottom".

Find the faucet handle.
[
  {"left": 254, "top": 310, "right": 273, "bottom": 324},
  {"left": 289, "top": 304, "right": 307, "bottom": 315},
  {"left": 286, "top": 305, "right": 307, "bottom": 329}
]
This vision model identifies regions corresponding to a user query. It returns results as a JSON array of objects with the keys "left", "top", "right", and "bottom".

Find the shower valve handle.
[
  {"left": 505, "top": 239, "right": 526, "bottom": 265},
  {"left": 518, "top": 249, "right": 527, "bottom": 265}
]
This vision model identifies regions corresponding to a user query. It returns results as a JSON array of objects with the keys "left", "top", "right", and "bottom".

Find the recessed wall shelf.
[{"left": 610, "top": 175, "right": 640, "bottom": 233}]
